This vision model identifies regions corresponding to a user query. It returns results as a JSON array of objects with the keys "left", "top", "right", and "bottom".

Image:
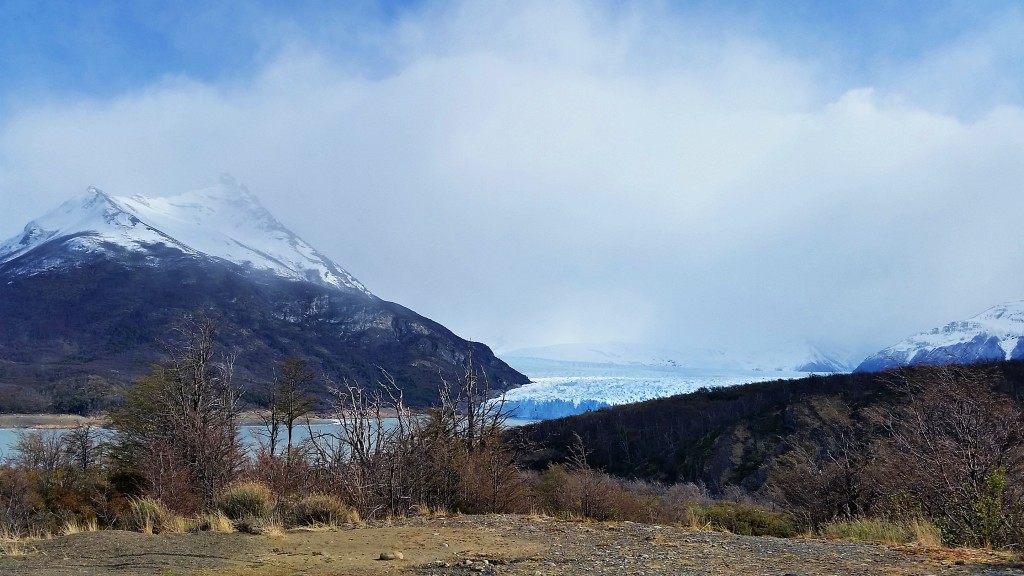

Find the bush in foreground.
[
  {"left": 218, "top": 482, "right": 274, "bottom": 521},
  {"left": 285, "top": 493, "right": 360, "bottom": 527},
  {"left": 125, "top": 497, "right": 184, "bottom": 534},
  {"left": 701, "top": 502, "right": 797, "bottom": 538}
]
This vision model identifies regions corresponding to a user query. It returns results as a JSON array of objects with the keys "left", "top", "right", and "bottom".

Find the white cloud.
[{"left": 2, "top": 1, "right": 1023, "bottom": 359}]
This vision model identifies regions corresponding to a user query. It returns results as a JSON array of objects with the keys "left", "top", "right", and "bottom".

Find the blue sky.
[
  {"left": 2, "top": 0, "right": 1024, "bottom": 359},
  {"left": 3, "top": 1, "right": 1020, "bottom": 107}
]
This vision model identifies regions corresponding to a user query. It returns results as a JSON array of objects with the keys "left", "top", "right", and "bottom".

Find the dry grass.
[
  {"left": 908, "top": 518, "right": 943, "bottom": 547},
  {"left": 822, "top": 517, "right": 943, "bottom": 546},
  {"left": 0, "top": 527, "right": 47, "bottom": 558},
  {"left": 127, "top": 497, "right": 187, "bottom": 534},
  {"left": 196, "top": 511, "right": 235, "bottom": 533},
  {"left": 285, "top": 493, "right": 360, "bottom": 528},
  {"left": 0, "top": 538, "right": 32, "bottom": 557},
  {"left": 256, "top": 519, "right": 284, "bottom": 537},
  {"left": 61, "top": 518, "right": 99, "bottom": 536},
  {"left": 219, "top": 481, "right": 274, "bottom": 521}
]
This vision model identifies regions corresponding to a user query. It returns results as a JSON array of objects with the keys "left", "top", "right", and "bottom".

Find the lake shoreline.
[
  {"left": 0, "top": 413, "right": 108, "bottom": 429},
  {"left": 0, "top": 411, "right": 380, "bottom": 430}
]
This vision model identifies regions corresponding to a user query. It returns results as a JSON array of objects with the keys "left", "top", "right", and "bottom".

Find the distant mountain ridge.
[
  {"left": 856, "top": 301, "right": 1024, "bottom": 372},
  {"left": 503, "top": 340, "right": 856, "bottom": 373},
  {"left": 0, "top": 178, "right": 526, "bottom": 410}
]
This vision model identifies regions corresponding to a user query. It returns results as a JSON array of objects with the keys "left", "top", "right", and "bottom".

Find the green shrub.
[
  {"left": 701, "top": 502, "right": 796, "bottom": 538},
  {"left": 286, "top": 493, "right": 359, "bottom": 527},
  {"left": 219, "top": 482, "right": 273, "bottom": 521}
]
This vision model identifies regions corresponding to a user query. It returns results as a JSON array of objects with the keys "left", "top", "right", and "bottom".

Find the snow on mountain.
[
  {"left": 0, "top": 175, "right": 369, "bottom": 294},
  {"left": 497, "top": 340, "right": 847, "bottom": 420},
  {"left": 856, "top": 301, "right": 1024, "bottom": 372}
]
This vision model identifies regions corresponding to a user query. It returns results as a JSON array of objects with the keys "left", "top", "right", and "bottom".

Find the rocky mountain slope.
[{"left": 0, "top": 178, "right": 526, "bottom": 409}]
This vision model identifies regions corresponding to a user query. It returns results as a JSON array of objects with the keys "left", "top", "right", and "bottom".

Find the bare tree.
[
  {"left": 303, "top": 371, "right": 418, "bottom": 517},
  {"left": 63, "top": 425, "right": 106, "bottom": 473},
  {"left": 438, "top": 351, "right": 515, "bottom": 454},
  {"left": 112, "top": 314, "right": 243, "bottom": 511},
  {"left": 260, "top": 356, "right": 317, "bottom": 467}
]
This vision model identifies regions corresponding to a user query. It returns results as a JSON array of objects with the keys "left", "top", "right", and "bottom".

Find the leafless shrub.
[
  {"left": 872, "top": 365, "right": 1024, "bottom": 547},
  {"left": 768, "top": 397, "right": 876, "bottom": 530},
  {"left": 301, "top": 352, "right": 524, "bottom": 519}
]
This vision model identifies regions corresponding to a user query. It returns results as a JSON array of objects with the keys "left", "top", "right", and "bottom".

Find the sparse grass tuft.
[
  {"left": 0, "top": 527, "right": 44, "bottom": 557},
  {"left": 409, "top": 503, "right": 454, "bottom": 518},
  {"left": 822, "top": 517, "right": 943, "bottom": 546},
  {"left": 126, "top": 497, "right": 183, "bottom": 534},
  {"left": 232, "top": 515, "right": 283, "bottom": 535},
  {"left": 61, "top": 517, "right": 99, "bottom": 536},
  {"left": 193, "top": 511, "right": 235, "bottom": 533},
  {"left": 0, "top": 538, "right": 32, "bottom": 557}
]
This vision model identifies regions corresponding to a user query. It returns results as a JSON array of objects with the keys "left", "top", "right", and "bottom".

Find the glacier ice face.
[
  {"left": 506, "top": 398, "right": 613, "bottom": 420},
  {"left": 0, "top": 180, "right": 370, "bottom": 295},
  {"left": 500, "top": 356, "right": 806, "bottom": 420}
]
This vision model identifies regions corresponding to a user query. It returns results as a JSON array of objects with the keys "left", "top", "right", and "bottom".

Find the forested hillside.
[{"left": 512, "top": 361, "right": 1024, "bottom": 546}]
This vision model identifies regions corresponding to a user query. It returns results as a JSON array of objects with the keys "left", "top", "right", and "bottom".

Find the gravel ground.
[
  {"left": 412, "top": 515, "right": 1024, "bottom": 576},
  {"left": 1, "top": 514, "right": 1022, "bottom": 576}
]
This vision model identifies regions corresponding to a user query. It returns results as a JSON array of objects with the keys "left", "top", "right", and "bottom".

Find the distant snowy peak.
[
  {"left": 0, "top": 177, "right": 370, "bottom": 295},
  {"left": 502, "top": 340, "right": 855, "bottom": 373},
  {"left": 856, "top": 301, "right": 1024, "bottom": 372}
]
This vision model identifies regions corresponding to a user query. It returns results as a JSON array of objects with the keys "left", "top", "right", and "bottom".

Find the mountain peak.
[{"left": 0, "top": 179, "right": 370, "bottom": 295}]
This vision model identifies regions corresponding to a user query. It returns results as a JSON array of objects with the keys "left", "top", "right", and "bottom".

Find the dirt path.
[{"left": 1, "top": 515, "right": 1021, "bottom": 576}]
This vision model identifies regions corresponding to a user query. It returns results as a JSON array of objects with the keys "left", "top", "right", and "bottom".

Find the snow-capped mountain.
[
  {"left": 0, "top": 178, "right": 526, "bottom": 408},
  {"left": 1, "top": 175, "right": 367, "bottom": 293},
  {"left": 856, "top": 301, "right": 1024, "bottom": 372}
]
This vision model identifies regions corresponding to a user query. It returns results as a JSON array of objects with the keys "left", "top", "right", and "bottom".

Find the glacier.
[{"left": 501, "top": 356, "right": 807, "bottom": 419}]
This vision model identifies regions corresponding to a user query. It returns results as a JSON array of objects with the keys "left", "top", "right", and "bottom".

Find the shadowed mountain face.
[{"left": 0, "top": 183, "right": 527, "bottom": 410}]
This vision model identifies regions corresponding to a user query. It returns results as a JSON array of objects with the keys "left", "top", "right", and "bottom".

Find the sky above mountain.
[{"left": 1, "top": 0, "right": 1023, "bottom": 357}]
